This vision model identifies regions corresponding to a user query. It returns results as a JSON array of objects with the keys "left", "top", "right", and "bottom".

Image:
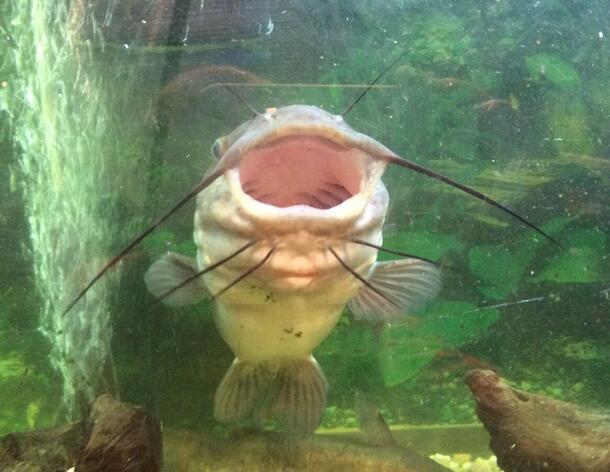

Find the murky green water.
[{"left": 0, "top": 1, "right": 608, "bottom": 469}]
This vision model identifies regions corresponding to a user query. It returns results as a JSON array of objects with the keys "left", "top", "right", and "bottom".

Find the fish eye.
[{"left": 211, "top": 140, "right": 223, "bottom": 159}]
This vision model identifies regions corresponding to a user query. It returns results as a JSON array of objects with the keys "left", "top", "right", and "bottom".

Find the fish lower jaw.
[{"left": 233, "top": 189, "right": 369, "bottom": 232}]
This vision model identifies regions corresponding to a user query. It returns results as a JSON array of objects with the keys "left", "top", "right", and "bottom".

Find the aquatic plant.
[
  {"left": 467, "top": 221, "right": 554, "bottom": 300},
  {"left": 561, "top": 339, "right": 610, "bottom": 362},
  {"left": 534, "top": 228, "right": 607, "bottom": 284},
  {"left": 0, "top": 0, "right": 605, "bottom": 434},
  {"left": 378, "top": 301, "right": 499, "bottom": 387},
  {"left": 526, "top": 53, "right": 581, "bottom": 89},
  {"left": 0, "top": 355, "right": 27, "bottom": 380},
  {"left": 3, "top": 1, "right": 155, "bottom": 418}
]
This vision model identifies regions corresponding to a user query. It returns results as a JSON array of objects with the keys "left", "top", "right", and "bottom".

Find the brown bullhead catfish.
[
  {"left": 144, "top": 105, "right": 442, "bottom": 434},
  {"left": 63, "top": 77, "right": 558, "bottom": 436}
]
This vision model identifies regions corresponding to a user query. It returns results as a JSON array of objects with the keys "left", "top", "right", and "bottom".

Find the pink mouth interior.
[{"left": 239, "top": 136, "right": 364, "bottom": 209}]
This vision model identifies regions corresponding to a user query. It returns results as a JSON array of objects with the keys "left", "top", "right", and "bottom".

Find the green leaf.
[
  {"left": 526, "top": 53, "right": 581, "bottom": 89},
  {"left": 543, "top": 91, "right": 596, "bottom": 155},
  {"left": 534, "top": 228, "right": 606, "bottom": 283},
  {"left": 468, "top": 217, "right": 572, "bottom": 299},
  {"left": 421, "top": 300, "right": 500, "bottom": 347},
  {"left": 378, "top": 326, "right": 441, "bottom": 387},
  {"left": 468, "top": 245, "right": 526, "bottom": 300},
  {"left": 378, "top": 300, "right": 499, "bottom": 387},
  {"left": 382, "top": 231, "right": 464, "bottom": 262}
]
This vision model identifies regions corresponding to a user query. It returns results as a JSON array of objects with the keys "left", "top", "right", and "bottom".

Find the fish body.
[
  {"left": 194, "top": 114, "right": 389, "bottom": 361},
  {"left": 145, "top": 105, "right": 441, "bottom": 434},
  {"left": 475, "top": 94, "right": 520, "bottom": 112}
]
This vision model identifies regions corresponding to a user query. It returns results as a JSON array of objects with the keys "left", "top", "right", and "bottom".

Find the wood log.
[
  {"left": 0, "top": 395, "right": 162, "bottom": 472},
  {"left": 465, "top": 369, "right": 610, "bottom": 472},
  {"left": 0, "top": 421, "right": 89, "bottom": 472},
  {"left": 79, "top": 394, "right": 162, "bottom": 472}
]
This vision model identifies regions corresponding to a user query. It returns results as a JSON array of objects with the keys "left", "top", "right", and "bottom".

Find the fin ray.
[
  {"left": 144, "top": 252, "right": 209, "bottom": 306},
  {"left": 215, "top": 359, "right": 272, "bottom": 424},
  {"left": 270, "top": 357, "right": 328, "bottom": 435},
  {"left": 348, "top": 259, "right": 441, "bottom": 322}
]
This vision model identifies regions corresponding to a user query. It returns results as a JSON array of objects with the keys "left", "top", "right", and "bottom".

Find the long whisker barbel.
[
  {"left": 212, "top": 244, "right": 277, "bottom": 300},
  {"left": 347, "top": 238, "right": 440, "bottom": 266},
  {"left": 342, "top": 50, "right": 410, "bottom": 117},
  {"left": 158, "top": 239, "right": 258, "bottom": 304},
  {"left": 327, "top": 246, "right": 400, "bottom": 308},
  {"left": 61, "top": 165, "right": 227, "bottom": 317},
  {"left": 223, "top": 85, "right": 260, "bottom": 117},
  {"left": 382, "top": 154, "right": 562, "bottom": 248}
]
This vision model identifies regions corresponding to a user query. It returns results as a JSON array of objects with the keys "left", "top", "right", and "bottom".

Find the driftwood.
[
  {"left": 0, "top": 395, "right": 162, "bottom": 472},
  {"left": 0, "top": 420, "right": 89, "bottom": 472},
  {"left": 465, "top": 369, "right": 610, "bottom": 472},
  {"left": 79, "top": 395, "right": 162, "bottom": 472}
]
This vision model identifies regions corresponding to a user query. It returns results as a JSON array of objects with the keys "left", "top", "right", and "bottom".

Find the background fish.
[{"left": 144, "top": 105, "right": 442, "bottom": 434}]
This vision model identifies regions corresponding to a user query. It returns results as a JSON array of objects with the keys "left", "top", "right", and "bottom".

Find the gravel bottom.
[{"left": 430, "top": 453, "right": 501, "bottom": 472}]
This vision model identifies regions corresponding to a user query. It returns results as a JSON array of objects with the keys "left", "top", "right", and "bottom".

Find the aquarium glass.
[{"left": 1, "top": 1, "right": 608, "bottom": 470}]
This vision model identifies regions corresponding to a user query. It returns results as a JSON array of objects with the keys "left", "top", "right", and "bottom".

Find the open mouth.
[{"left": 238, "top": 135, "right": 366, "bottom": 209}]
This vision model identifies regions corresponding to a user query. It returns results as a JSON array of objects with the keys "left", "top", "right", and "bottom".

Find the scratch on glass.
[
  {"left": 265, "top": 18, "right": 274, "bottom": 35},
  {"left": 103, "top": 0, "right": 117, "bottom": 27},
  {"left": 467, "top": 297, "right": 546, "bottom": 312}
]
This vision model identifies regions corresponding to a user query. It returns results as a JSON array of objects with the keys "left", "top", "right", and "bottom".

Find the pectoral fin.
[
  {"left": 348, "top": 259, "right": 441, "bottom": 322},
  {"left": 144, "top": 252, "right": 209, "bottom": 306}
]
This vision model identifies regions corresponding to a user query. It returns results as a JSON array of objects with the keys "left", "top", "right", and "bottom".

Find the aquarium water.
[{"left": 0, "top": 1, "right": 608, "bottom": 471}]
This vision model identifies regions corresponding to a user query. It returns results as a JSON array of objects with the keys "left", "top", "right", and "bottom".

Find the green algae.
[{"left": 526, "top": 53, "right": 581, "bottom": 89}]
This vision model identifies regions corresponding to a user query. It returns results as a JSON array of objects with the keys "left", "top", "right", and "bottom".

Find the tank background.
[{"left": 0, "top": 0, "right": 608, "bottom": 436}]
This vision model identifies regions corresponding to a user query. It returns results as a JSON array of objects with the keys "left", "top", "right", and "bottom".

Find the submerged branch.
[{"left": 466, "top": 369, "right": 610, "bottom": 472}]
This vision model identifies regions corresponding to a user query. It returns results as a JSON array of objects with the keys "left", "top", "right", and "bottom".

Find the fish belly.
[{"left": 213, "top": 292, "right": 345, "bottom": 361}]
